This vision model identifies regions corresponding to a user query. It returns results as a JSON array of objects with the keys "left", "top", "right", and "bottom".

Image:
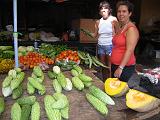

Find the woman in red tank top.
[{"left": 110, "top": 1, "right": 139, "bottom": 82}]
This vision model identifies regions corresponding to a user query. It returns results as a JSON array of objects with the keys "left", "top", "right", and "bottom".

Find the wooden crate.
[{"left": 72, "top": 19, "right": 98, "bottom": 43}]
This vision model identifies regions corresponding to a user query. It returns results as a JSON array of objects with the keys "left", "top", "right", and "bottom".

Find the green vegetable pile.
[{"left": 38, "top": 43, "right": 69, "bottom": 58}]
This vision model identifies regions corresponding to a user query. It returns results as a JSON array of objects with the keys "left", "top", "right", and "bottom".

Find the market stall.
[{"left": 0, "top": 66, "right": 160, "bottom": 120}]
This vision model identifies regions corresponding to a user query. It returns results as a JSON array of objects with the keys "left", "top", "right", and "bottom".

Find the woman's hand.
[{"left": 114, "top": 67, "right": 123, "bottom": 78}]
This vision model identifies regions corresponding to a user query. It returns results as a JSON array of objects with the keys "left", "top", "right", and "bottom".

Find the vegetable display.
[
  {"left": 77, "top": 51, "right": 109, "bottom": 68},
  {"left": 2, "top": 42, "right": 158, "bottom": 119},
  {"left": 55, "top": 50, "right": 80, "bottom": 64},
  {"left": 0, "top": 59, "right": 14, "bottom": 74},
  {"left": 19, "top": 52, "right": 54, "bottom": 69},
  {"left": 2, "top": 68, "right": 24, "bottom": 98}
]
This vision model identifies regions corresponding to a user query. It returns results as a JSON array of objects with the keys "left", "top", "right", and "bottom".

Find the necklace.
[
  {"left": 119, "top": 21, "right": 130, "bottom": 33},
  {"left": 115, "top": 21, "right": 130, "bottom": 35}
]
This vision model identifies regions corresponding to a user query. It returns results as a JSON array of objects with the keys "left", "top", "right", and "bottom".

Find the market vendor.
[{"left": 110, "top": 1, "right": 139, "bottom": 82}]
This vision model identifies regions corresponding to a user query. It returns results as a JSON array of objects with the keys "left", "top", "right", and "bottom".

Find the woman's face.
[
  {"left": 100, "top": 7, "right": 110, "bottom": 19},
  {"left": 117, "top": 5, "right": 131, "bottom": 23}
]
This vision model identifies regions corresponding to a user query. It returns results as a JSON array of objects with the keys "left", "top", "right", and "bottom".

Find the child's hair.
[{"left": 99, "top": 1, "right": 112, "bottom": 15}]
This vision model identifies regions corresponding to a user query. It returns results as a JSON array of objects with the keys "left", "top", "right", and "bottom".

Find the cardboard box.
[{"left": 72, "top": 19, "right": 98, "bottom": 43}]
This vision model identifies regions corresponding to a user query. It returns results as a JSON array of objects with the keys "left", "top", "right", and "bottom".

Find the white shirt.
[{"left": 98, "top": 16, "right": 116, "bottom": 45}]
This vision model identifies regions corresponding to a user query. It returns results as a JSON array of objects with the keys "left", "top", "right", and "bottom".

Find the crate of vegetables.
[
  {"left": 55, "top": 50, "right": 80, "bottom": 70},
  {"left": 19, "top": 52, "right": 54, "bottom": 70}
]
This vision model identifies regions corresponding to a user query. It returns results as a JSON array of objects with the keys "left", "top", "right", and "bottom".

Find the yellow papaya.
[{"left": 104, "top": 78, "right": 129, "bottom": 97}]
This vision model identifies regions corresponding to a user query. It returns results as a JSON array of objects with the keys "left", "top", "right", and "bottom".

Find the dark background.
[{"left": 0, "top": 0, "right": 141, "bottom": 35}]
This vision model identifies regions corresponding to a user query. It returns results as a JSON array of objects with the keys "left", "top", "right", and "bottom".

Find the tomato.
[{"left": 30, "top": 64, "right": 34, "bottom": 68}]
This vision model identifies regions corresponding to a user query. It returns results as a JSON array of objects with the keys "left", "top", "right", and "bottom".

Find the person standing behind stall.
[
  {"left": 110, "top": 1, "right": 139, "bottom": 82},
  {"left": 89, "top": 1, "right": 117, "bottom": 81}
]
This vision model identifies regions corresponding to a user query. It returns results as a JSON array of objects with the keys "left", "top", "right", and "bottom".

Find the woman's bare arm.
[
  {"left": 119, "top": 26, "right": 139, "bottom": 67},
  {"left": 114, "top": 26, "right": 139, "bottom": 78},
  {"left": 91, "top": 20, "right": 99, "bottom": 38}
]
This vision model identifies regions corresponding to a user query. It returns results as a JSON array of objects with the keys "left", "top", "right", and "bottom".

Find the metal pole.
[{"left": 13, "top": 0, "right": 19, "bottom": 67}]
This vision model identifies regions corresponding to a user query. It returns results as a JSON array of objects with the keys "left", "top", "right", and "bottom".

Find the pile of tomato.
[
  {"left": 55, "top": 50, "right": 80, "bottom": 63},
  {"left": 19, "top": 52, "right": 54, "bottom": 68}
]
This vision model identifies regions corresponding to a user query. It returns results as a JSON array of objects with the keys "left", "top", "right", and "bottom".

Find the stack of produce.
[
  {"left": 39, "top": 43, "right": 69, "bottom": 58},
  {"left": 86, "top": 85, "right": 115, "bottom": 116},
  {"left": 44, "top": 95, "right": 61, "bottom": 120},
  {"left": 77, "top": 51, "right": 108, "bottom": 68},
  {"left": 55, "top": 50, "right": 80, "bottom": 63},
  {"left": 19, "top": 52, "right": 54, "bottom": 69},
  {"left": 11, "top": 96, "right": 40, "bottom": 120},
  {"left": 55, "top": 60, "right": 77, "bottom": 71},
  {"left": 0, "top": 46, "right": 14, "bottom": 59},
  {"left": 27, "top": 66, "right": 46, "bottom": 95},
  {"left": 44, "top": 93, "right": 69, "bottom": 120},
  {"left": 18, "top": 46, "right": 34, "bottom": 56},
  {"left": 48, "top": 66, "right": 73, "bottom": 92},
  {"left": 0, "top": 59, "right": 14, "bottom": 74},
  {"left": 2, "top": 68, "right": 25, "bottom": 99},
  {"left": 0, "top": 46, "right": 15, "bottom": 74},
  {"left": 71, "top": 65, "right": 93, "bottom": 90}
]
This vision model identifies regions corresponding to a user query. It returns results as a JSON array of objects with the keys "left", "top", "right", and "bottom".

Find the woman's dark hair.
[
  {"left": 99, "top": 1, "right": 112, "bottom": 15},
  {"left": 116, "top": 1, "right": 134, "bottom": 13}
]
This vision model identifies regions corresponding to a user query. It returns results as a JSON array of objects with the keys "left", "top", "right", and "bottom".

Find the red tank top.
[{"left": 111, "top": 25, "right": 138, "bottom": 66}]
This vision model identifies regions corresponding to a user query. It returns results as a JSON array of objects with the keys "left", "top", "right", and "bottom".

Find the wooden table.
[{"left": 0, "top": 69, "right": 160, "bottom": 120}]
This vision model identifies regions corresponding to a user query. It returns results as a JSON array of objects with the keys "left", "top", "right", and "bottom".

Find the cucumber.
[
  {"left": 52, "top": 93, "right": 69, "bottom": 109},
  {"left": 83, "top": 81, "right": 92, "bottom": 88},
  {"left": 12, "top": 84, "right": 23, "bottom": 99},
  {"left": 71, "top": 76, "right": 84, "bottom": 91},
  {"left": 2, "top": 75, "right": 13, "bottom": 88},
  {"left": 53, "top": 79, "right": 62, "bottom": 93},
  {"left": 0, "top": 97, "right": 5, "bottom": 115},
  {"left": 44, "top": 95, "right": 61, "bottom": 120},
  {"left": 71, "top": 69, "right": 79, "bottom": 77},
  {"left": 57, "top": 73, "right": 67, "bottom": 89},
  {"left": 89, "top": 86, "right": 115, "bottom": 105},
  {"left": 11, "top": 103, "right": 21, "bottom": 120},
  {"left": 73, "top": 65, "right": 83, "bottom": 74},
  {"left": 78, "top": 74, "right": 92, "bottom": 82},
  {"left": 60, "top": 106, "right": 69, "bottom": 119},
  {"left": 21, "top": 105, "right": 32, "bottom": 120},
  {"left": 17, "top": 96, "right": 36, "bottom": 105},
  {"left": 86, "top": 93, "right": 108, "bottom": 115},
  {"left": 48, "top": 71, "right": 57, "bottom": 79}
]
